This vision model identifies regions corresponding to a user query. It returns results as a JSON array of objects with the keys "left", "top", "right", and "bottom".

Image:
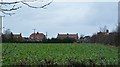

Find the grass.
[{"left": 1, "top": 43, "right": 119, "bottom": 66}]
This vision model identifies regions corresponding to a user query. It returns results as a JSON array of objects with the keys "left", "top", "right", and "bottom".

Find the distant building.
[
  {"left": 29, "top": 32, "right": 46, "bottom": 41},
  {"left": 3, "top": 32, "right": 22, "bottom": 39},
  {"left": 12, "top": 33, "right": 23, "bottom": 42},
  {"left": 13, "top": 33, "right": 22, "bottom": 39},
  {"left": 57, "top": 33, "right": 78, "bottom": 40},
  {"left": 2, "top": 32, "right": 23, "bottom": 42}
]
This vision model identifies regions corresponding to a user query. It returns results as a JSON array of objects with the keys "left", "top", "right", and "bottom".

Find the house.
[
  {"left": 13, "top": 33, "right": 22, "bottom": 39},
  {"left": 2, "top": 32, "right": 23, "bottom": 42},
  {"left": 57, "top": 33, "right": 79, "bottom": 40},
  {"left": 29, "top": 32, "right": 46, "bottom": 41},
  {"left": 3, "top": 32, "right": 23, "bottom": 39},
  {"left": 12, "top": 33, "right": 23, "bottom": 42}
]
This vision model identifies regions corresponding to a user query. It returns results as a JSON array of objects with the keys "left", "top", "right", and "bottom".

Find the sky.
[
  {"left": 1, "top": 1, "right": 118, "bottom": 38},
  {"left": 1, "top": 0, "right": 120, "bottom": 2}
]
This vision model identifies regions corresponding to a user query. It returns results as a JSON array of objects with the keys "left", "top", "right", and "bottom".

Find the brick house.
[
  {"left": 13, "top": 33, "right": 22, "bottom": 39},
  {"left": 57, "top": 33, "right": 79, "bottom": 40},
  {"left": 29, "top": 32, "right": 46, "bottom": 41},
  {"left": 12, "top": 33, "right": 23, "bottom": 42}
]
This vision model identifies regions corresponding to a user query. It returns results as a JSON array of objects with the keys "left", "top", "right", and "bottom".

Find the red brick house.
[
  {"left": 29, "top": 32, "right": 46, "bottom": 41},
  {"left": 57, "top": 33, "right": 79, "bottom": 40}
]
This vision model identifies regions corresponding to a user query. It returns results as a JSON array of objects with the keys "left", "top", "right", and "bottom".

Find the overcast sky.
[
  {"left": 2, "top": 1, "right": 118, "bottom": 38},
  {"left": 1, "top": 0, "right": 120, "bottom": 2}
]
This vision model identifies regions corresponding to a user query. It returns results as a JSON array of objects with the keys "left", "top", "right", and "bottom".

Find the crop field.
[{"left": 1, "top": 43, "right": 119, "bottom": 66}]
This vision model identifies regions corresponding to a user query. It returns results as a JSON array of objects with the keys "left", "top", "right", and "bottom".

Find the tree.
[
  {"left": 0, "top": 0, "right": 53, "bottom": 16},
  {"left": 99, "top": 25, "right": 108, "bottom": 32},
  {"left": 4, "top": 28, "right": 11, "bottom": 34},
  {"left": 2, "top": 29, "right": 13, "bottom": 42}
]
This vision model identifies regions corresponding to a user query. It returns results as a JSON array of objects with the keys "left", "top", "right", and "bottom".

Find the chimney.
[
  {"left": 106, "top": 29, "right": 109, "bottom": 33},
  {"left": 20, "top": 33, "right": 22, "bottom": 36},
  {"left": 37, "top": 32, "right": 39, "bottom": 34},
  {"left": 67, "top": 33, "right": 69, "bottom": 35}
]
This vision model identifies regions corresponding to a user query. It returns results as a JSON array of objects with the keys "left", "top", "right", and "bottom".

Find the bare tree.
[
  {"left": 0, "top": 0, "right": 53, "bottom": 16},
  {"left": 99, "top": 25, "right": 108, "bottom": 33}
]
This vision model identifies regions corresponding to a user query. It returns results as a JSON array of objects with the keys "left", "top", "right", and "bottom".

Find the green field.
[{"left": 1, "top": 43, "right": 119, "bottom": 66}]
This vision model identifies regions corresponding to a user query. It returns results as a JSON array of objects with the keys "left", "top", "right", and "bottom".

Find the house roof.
[
  {"left": 13, "top": 33, "right": 22, "bottom": 37},
  {"left": 57, "top": 33, "right": 78, "bottom": 39},
  {"left": 30, "top": 32, "right": 45, "bottom": 38},
  {"left": 58, "top": 33, "right": 78, "bottom": 36}
]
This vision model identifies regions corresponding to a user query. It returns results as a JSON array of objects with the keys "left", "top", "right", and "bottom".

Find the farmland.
[{"left": 1, "top": 43, "right": 119, "bottom": 66}]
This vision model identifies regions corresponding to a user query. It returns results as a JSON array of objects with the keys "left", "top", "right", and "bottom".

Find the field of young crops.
[{"left": 1, "top": 43, "right": 119, "bottom": 66}]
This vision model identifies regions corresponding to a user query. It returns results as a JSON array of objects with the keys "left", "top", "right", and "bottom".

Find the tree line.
[
  {"left": 90, "top": 24, "right": 120, "bottom": 46},
  {"left": 1, "top": 24, "right": 120, "bottom": 47}
]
